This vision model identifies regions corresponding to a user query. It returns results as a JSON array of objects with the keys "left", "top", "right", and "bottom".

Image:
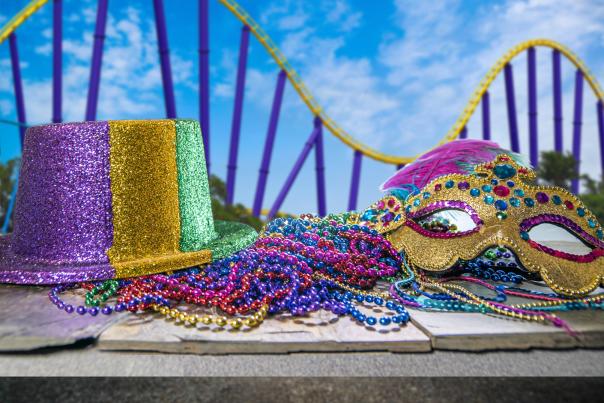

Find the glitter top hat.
[{"left": 0, "top": 119, "right": 257, "bottom": 284}]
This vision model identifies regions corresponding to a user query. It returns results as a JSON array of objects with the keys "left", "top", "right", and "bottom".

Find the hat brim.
[{"left": 0, "top": 220, "right": 257, "bottom": 285}]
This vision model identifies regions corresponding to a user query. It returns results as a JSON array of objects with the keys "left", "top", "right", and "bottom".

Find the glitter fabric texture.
[
  {"left": 209, "top": 220, "right": 259, "bottom": 260},
  {"left": 0, "top": 121, "right": 116, "bottom": 284},
  {"left": 14, "top": 121, "right": 114, "bottom": 263},
  {"left": 107, "top": 120, "right": 210, "bottom": 278},
  {"left": 175, "top": 119, "right": 217, "bottom": 251},
  {"left": 0, "top": 119, "right": 257, "bottom": 284}
]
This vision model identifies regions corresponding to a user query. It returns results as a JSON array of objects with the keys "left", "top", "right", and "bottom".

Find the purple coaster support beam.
[
  {"left": 85, "top": 0, "right": 108, "bottom": 121},
  {"left": 268, "top": 124, "right": 321, "bottom": 220},
  {"left": 226, "top": 25, "right": 250, "bottom": 205},
  {"left": 8, "top": 34, "right": 26, "bottom": 148},
  {"left": 528, "top": 47, "right": 538, "bottom": 167},
  {"left": 52, "top": 0, "right": 62, "bottom": 123},
  {"left": 252, "top": 70, "right": 287, "bottom": 217},
  {"left": 314, "top": 117, "right": 326, "bottom": 216},
  {"left": 199, "top": 0, "right": 210, "bottom": 173},
  {"left": 348, "top": 150, "right": 362, "bottom": 211},
  {"left": 153, "top": 0, "right": 177, "bottom": 119},
  {"left": 504, "top": 63, "right": 520, "bottom": 153},
  {"left": 459, "top": 126, "right": 467, "bottom": 139},
  {"left": 482, "top": 91, "right": 491, "bottom": 140},
  {"left": 553, "top": 50, "right": 563, "bottom": 153},
  {"left": 571, "top": 70, "right": 584, "bottom": 194},
  {"left": 598, "top": 100, "right": 604, "bottom": 176}
]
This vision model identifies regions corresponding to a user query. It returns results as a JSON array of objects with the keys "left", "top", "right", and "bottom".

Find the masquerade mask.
[{"left": 360, "top": 154, "right": 604, "bottom": 297}]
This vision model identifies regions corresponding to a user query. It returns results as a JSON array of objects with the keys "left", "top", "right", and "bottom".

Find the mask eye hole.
[
  {"left": 528, "top": 223, "right": 594, "bottom": 256},
  {"left": 414, "top": 209, "right": 478, "bottom": 234}
]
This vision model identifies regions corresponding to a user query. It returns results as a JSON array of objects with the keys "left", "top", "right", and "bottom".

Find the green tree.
[
  {"left": 209, "top": 175, "right": 265, "bottom": 231},
  {"left": 537, "top": 150, "right": 604, "bottom": 223},
  {"left": 537, "top": 151, "right": 578, "bottom": 190},
  {"left": 0, "top": 158, "right": 19, "bottom": 231},
  {"left": 580, "top": 174, "right": 604, "bottom": 224}
]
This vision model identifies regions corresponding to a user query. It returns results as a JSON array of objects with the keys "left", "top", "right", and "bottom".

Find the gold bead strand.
[{"left": 152, "top": 304, "right": 269, "bottom": 330}]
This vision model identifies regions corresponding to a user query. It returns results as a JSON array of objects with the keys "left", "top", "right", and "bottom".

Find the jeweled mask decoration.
[{"left": 360, "top": 154, "right": 604, "bottom": 297}]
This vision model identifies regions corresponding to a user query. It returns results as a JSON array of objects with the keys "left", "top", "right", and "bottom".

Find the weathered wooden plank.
[
  {"left": 0, "top": 285, "right": 124, "bottom": 351},
  {"left": 98, "top": 303, "right": 432, "bottom": 354},
  {"left": 409, "top": 282, "right": 604, "bottom": 351}
]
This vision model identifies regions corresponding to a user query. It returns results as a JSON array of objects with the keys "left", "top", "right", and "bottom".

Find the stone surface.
[
  {"left": 0, "top": 285, "right": 124, "bottom": 351},
  {"left": 1, "top": 238, "right": 602, "bottom": 355},
  {"left": 98, "top": 303, "right": 431, "bottom": 354},
  {"left": 409, "top": 281, "right": 604, "bottom": 351},
  {"left": 1, "top": 348, "right": 603, "bottom": 376}
]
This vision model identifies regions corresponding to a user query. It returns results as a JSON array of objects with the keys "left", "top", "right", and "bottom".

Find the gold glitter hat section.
[
  {"left": 0, "top": 119, "right": 256, "bottom": 285},
  {"left": 107, "top": 120, "right": 212, "bottom": 278}
]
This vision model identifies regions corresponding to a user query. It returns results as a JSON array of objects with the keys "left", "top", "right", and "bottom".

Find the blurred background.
[{"left": 0, "top": 0, "right": 603, "bottom": 227}]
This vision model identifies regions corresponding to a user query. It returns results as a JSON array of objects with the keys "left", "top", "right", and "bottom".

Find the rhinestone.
[
  {"left": 495, "top": 200, "right": 508, "bottom": 211},
  {"left": 493, "top": 164, "right": 517, "bottom": 179},
  {"left": 536, "top": 192, "right": 549, "bottom": 204}
]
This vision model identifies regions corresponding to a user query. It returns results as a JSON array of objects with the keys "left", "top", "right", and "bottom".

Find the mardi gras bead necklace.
[
  {"left": 49, "top": 282, "right": 131, "bottom": 316},
  {"left": 85, "top": 280, "right": 120, "bottom": 307},
  {"left": 389, "top": 254, "right": 565, "bottom": 327},
  {"left": 389, "top": 252, "right": 604, "bottom": 333},
  {"left": 51, "top": 210, "right": 602, "bottom": 332},
  {"left": 50, "top": 215, "right": 411, "bottom": 330}
]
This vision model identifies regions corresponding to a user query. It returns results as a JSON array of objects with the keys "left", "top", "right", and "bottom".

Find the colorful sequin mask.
[{"left": 359, "top": 154, "right": 604, "bottom": 297}]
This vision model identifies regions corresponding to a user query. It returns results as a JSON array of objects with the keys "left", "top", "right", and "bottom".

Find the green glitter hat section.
[
  {"left": 174, "top": 119, "right": 218, "bottom": 251},
  {"left": 208, "top": 220, "right": 258, "bottom": 260}
]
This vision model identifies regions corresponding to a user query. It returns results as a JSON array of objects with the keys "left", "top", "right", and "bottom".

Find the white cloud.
[
  {"left": 213, "top": 48, "right": 238, "bottom": 98},
  {"left": 213, "top": 50, "right": 275, "bottom": 110},
  {"left": 237, "top": 0, "right": 604, "bottom": 202},
  {"left": 0, "top": 59, "right": 12, "bottom": 92},
  {"left": 0, "top": 5, "right": 194, "bottom": 125},
  {"left": 0, "top": 99, "right": 11, "bottom": 115},
  {"left": 41, "top": 28, "right": 52, "bottom": 39},
  {"left": 376, "top": 0, "right": 604, "bottom": 182},
  {"left": 325, "top": 0, "right": 362, "bottom": 32},
  {"left": 82, "top": 5, "right": 97, "bottom": 25},
  {"left": 277, "top": 10, "right": 309, "bottom": 30},
  {"left": 34, "top": 43, "right": 52, "bottom": 56},
  {"left": 304, "top": 54, "right": 400, "bottom": 148},
  {"left": 66, "top": 13, "right": 81, "bottom": 23},
  {"left": 260, "top": 1, "right": 309, "bottom": 30},
  {"left": 281, "top": 28, "right": 344, "bottom": 63}
]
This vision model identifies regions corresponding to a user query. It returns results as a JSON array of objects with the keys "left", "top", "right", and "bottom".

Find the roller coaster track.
[
  {"left": 2, "top": 0, "right": 604, "bottom": 165},
  {"left": 0, "top": 0, "right": 49, "bottom": 45},
  {"left": 2, "top": 0, "right": 604, "bottom": 222},
  {"left": 220, "top": 0, "right": 604, "bottom": 165}
]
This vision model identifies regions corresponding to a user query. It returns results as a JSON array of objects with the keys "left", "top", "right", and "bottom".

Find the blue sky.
[{"left": 1, "top": 0, "right": 603, "bottom": 215}]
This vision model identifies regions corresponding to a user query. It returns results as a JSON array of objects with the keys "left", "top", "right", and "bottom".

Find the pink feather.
[{"left": 380, "top": 139, "right": 529, "bottom": 192}]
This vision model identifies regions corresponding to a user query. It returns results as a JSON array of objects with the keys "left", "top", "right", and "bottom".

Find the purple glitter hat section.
[
  {"left": 0, "top": 236, "right": 116, "bottom": 284},
  {"left": 11, "top": 121, "right": 114, "bottom": 265}
]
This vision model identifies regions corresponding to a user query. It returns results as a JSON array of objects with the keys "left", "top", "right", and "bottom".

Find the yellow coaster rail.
[
  {"left": 3, "top": 0, "right": 603, "bottom": 166},
  {"left": 0, "top": 0, "right": 49, "bottom": 45},
  {"left": 220, "top": 0, "right": 604, "bottom": 165}
]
